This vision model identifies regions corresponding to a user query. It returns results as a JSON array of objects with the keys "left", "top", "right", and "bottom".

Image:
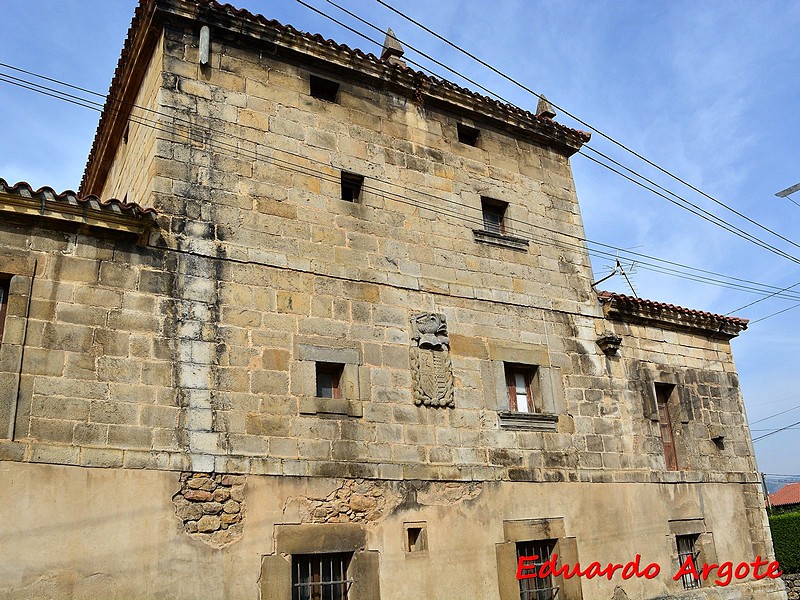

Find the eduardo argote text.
[{"left": 517, "top": 553, "right": 783, "bottom": 586}]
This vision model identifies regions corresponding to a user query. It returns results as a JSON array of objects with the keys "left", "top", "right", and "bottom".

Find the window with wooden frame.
[
  {"left": 316, "top": 362, "right": 344, "bottom": 399},
  {"left": 292, "top": 552, "right": 353, "bottom": 600},
  {"left": 481, "top": 197, "right": 507, "bottom": 235},
  {"left": 0, "top": 275, "right": 10, "bottom": 343},
  {"left": 655, "top": 383, "right": 678, "bottom": 470},
  {"left": 676, "top": 535, "right": 701, "bottom": 590},
  {"left": 505, "top": 364, "right": 540, "bottom": 413},
  {"left": 403, "top": 522, "right": 428, "bottom": 553}
]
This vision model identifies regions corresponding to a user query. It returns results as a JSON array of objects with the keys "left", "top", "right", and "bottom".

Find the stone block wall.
[
  {"left": 0, "top": 1, "right": 784, "bottom": 598},
  {"left": 0, "top": 18, "right": 760, "bottom": 487},
  {"left": 784, "top": 574, "right": 800, "bottom": 600}
]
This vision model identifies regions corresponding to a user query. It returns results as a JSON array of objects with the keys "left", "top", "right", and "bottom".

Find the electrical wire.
[
  {"left": 291, "top": 0, "right": 800, "bottom": 271},
  {"left": 750, "top": 301, "right": 800, "bottom": 324},
  {"left": 312, "top": 0, "right": 800, "bottom": 262},
  {"left": 725, "top": 279, "right": 800, "bottom": 315},
  {"left": 750, "top": 403, "right": 800, "bottom": 425},
  {"left": 753, "top": 418, "right": 800, "bottom": 442},
  {"left": 368, "top": 0, "right": 800, "bottom": 252},
  {"left": 3, "top": 66, "right": 800, "bottom": 310}
]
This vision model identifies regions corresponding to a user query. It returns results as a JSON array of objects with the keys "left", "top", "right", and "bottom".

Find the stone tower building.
[{"left": 0, "top": 1, "right": 785, "bottom": 599}]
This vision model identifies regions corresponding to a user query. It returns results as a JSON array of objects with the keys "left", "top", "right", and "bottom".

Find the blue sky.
[{"left": 1, "top": 0, "right": 799, "bottom": 482}]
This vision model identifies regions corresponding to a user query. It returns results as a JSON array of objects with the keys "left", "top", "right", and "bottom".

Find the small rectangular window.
[
  {"left": 505, "top": 364, "right": 539, "bottom": 413},
  {"left": 0, "top": 275, "right": 10, "bottom": 343},
  {"left": 516, "top": 540, "right": 558, "bottom": 600},
  {"left": 310, "top": 75, "right": 340, "bottom": 102},
  {"left": 481, "top": 197, "right": 507, "bottom": 235},
  {"left": 404, "top": 522, "right": 428, "bottom": 553},
  {"left": 341, "top": 172, "right": 364, "bottom": 202},
  {"left": 676, "top": 535, "right": 701, "bottom": 590},
  {"left": 457, "top": 123, "right": 480, "bottom": 146},
  {"left": 655, "top": 383, "right": 678, "bottom": 470},
  {"left": 316, "top": 362, "right": 344, "bottom": 399},
  {"left": 292, "top": 553, "right": 352, "bottom": 600}
]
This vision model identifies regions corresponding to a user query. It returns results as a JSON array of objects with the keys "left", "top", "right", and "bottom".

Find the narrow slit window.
[
  {"left": 481, "top": 197, "right": 507, "bottom": 235},
  {"left": 676, "top": 535, "right": 701, "bottom": 589},
  {"left": 316, "top": 362, "right": 344, "bottom": 399},
  {"left": 341, "top": 172, "right": 364, "bottom": 202},
  {"left": 310, "top": 75, "right": 340, "bottom": 102},
  {"left": 0, "top": 275, "right": 10, "bottom": 343},
  {"left": 457, "top": 123, "right": 480, "bottom": 146}
]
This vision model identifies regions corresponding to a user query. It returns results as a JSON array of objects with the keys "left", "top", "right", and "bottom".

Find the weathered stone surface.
[
  {"left": 348, "top": 494, "right": 376, "bottom": 512},
  {"left": 196, "top": 515, "right": 220, "bottom": 533},
  {"left": 212, "top": 488, "right": 231, "bottom": 502},
  {"left": 202, "top": 502, "right": 224, "bottom": 515},
  {"left": 183, "top": 489, "right": 213, "bottom": 502}
]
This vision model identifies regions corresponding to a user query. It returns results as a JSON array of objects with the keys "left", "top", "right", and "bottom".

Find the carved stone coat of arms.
[{"left": 410, "top": 313, "right": 454, "bottom": 408}]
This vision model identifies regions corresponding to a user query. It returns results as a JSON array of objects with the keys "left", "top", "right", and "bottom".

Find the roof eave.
[
  {"left": 80, "top": 0, "right": 162, "bottom": 196},
  {"left": 599, "top": 293, "right": 748, "bottom": 340},
  {"left": 80, "top": 0, "right": 589, "bottom": 194}
]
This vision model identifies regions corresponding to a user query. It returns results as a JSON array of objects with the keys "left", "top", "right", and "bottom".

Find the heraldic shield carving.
[{"left": 410, "top": 313, "right": 454, "bottom": 408}]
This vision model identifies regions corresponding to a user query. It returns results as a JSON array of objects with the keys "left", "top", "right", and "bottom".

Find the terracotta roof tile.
[
  {"left": 769, "top": 482, "right": 800, "bottom": 507},
  {"left": 80, "top": 0, "right": 590, "bottom": 193},
  {"left": 199, "top": 0, "right": 590, "bottom": 142},
  {"left": 0, "top": 178, "right": 157, "bottom": 221},
  {"left": 598, "top": 291, "right": 748, "bottom": 327},
  {"left": 597, "top": 291, "right": 748, "bottom": 338}
]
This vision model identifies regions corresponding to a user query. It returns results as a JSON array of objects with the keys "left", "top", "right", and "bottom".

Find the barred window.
[
  {"left": 292, "top": 553, "right": 353, "bottom": 600},
  {"left": 517, "top": 540, "right": 558, "bottom": 600},
  {"left": 676, "top": 535, "right": 701, "bottom": 589}
]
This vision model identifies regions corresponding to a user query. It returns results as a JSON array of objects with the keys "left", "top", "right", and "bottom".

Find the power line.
[
  {"left": 315, "top": 0, "right": 800, "bottom": 265},
  {"left": 751, "top": 427, "right": 800, "bottom": 432},
  {"left": 750, "top": 301, "right": 800, "bottom": 324},
  {"left": 750, "top": 403, "right": 800, "bottom": 425},
  {"left": 369, "top": 0, "right": 800, "bottom": 253},
  {"left": 725, "top": 279, "right": 800, "bottom": 315},
  {"left": 753, "top": 418, "right": 800, "bottom": 442},
  {"left": 3, "top": 65, "right": 800, "bottom": 311}
]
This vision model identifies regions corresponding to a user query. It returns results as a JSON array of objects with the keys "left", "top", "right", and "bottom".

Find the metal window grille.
[
  {"left": 516, "top": 540, "right": 559, "bottom": 600},
  {"left": 292, "top": 553, "right": 353, "bottom": 600},
  {"left": 676, "top": 535, "right": 702, "bottom": 590}
]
